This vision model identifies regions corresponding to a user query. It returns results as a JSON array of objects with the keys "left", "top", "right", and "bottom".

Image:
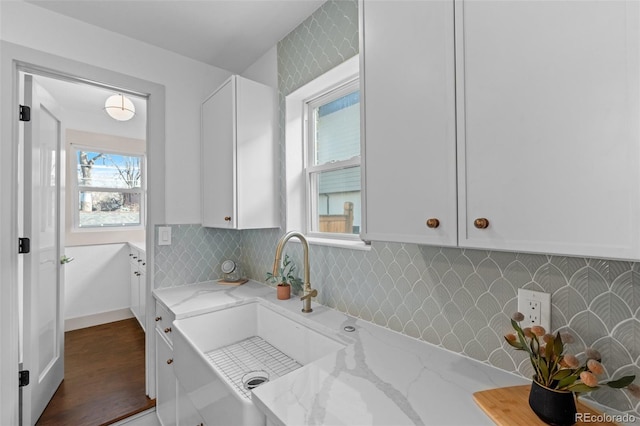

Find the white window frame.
[
  {"left": 304, "top": 79, "right": 361, "bottom": 239},
  {"left": 71, "top": 144, "right": 145, "bottom": 231},
  {"left": 285, "top": 55, "right": 369, "bottom": 250}
]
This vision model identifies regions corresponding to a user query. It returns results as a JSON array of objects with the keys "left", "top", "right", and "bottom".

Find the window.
[
  {"left": 305, "top": 82, "right": 361, "bottom": 236},
  {"left": 285, "top": 55, "right": 368, "bottom": 249},
  {"left": 73, "top": 146, "right": 144, "bottom": 229}
]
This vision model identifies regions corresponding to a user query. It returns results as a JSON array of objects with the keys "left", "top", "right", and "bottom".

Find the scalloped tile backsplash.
[{"left": 155, "top": 0, "right": 640, "bottom": 416}]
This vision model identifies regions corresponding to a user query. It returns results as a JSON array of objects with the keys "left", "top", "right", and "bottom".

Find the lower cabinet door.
[
  {"left": 176, "top": 381, "right": 207, "bottom": 426},
  {"left": 156, "top": 329, "right": 177, "bottom": 426}
]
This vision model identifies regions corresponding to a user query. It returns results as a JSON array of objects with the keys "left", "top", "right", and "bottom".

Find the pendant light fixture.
[{"left": 104, "top": 94, "right": 136, "bottom": 121}]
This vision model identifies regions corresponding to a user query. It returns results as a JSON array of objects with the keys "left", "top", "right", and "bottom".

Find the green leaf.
[
  {"left": 553, "top": 332, "right": 564, "bottom": 357},
  {"left": 568, "top": 383, "right": 599, "bottom": 394},
  {"left": 545, "top": 339, "right": 554, "bottom": 360},
  {"left": 551, "top": 369, "right": 574, "bottom": 381},
  {"left": 511, "top": 319, "right": 523, "bottom": 333},
  {"left": 504, "top": 336, "right": 523, "bottom": 350},
  {"left": 605, "top": 375, "right": 636, "bottom": 389},
  {"left": 556, "top": 374, "right": 578, "bottom": 389},
  {"left": 539, "top": 359, "right": 549, "bottom": 384}
]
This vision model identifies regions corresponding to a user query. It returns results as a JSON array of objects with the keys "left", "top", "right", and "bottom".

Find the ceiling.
[{"left": 25, "top": 0, "right": 326, "bottom": 73}]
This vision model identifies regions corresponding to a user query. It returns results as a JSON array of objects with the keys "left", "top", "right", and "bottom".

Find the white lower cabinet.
[
  {"left": 129, "top": 247, "right": 146, "bottom": 329},
  {"left": 176, "top": 381, "right": 207, "bottom": 426},
  {"left": 155, "top": 303, "right": 176, "bottom": 426}
]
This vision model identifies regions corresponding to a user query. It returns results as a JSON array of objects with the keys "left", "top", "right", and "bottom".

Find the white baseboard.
[{"left": 65, "top": 308, "right": 134, "bottom": 331}]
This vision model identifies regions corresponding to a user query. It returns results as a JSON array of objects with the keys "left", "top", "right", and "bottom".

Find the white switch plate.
[
  {"left": 158, "top": 226, "right": 172, "bottom": 246},
  {"left": 517, "top": 288, "right": 551, "bottom": 332}
]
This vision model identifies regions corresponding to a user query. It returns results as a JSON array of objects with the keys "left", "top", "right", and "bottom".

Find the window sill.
[{"left": 287, "top": 235, "right": 372, "bottom": 251}]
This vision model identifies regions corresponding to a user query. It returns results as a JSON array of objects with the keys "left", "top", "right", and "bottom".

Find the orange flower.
[
  {"left": 523, "top": 327, "right": 533, "bottom": 338},
  {"left": 560, "top": 332, "right": 575, "bottom": 344},
  {"left": 585, "top": 348, "right": 602, "bottom": 361},
  {"left": 512, "top": 312, "right": 525, "bottom": 322},
  {"left": 505, "top": 333, "right": 517, "bottom": 342},
  {"left": 543, "top": 334, "right": 554, "bottom": 344},
  {"left": 562, "top": 354, "right": 580, "bottom": 369},
  {"left": 587, "top": 359, "right": 605, "bottom": 375},
  {"left": 531, "top": 325, "right": 546, "bottom": 337},
  {"left": 580, "top": 371, "right": 598, "bottom": 387}
]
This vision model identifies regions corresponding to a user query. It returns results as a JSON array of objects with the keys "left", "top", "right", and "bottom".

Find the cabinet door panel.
[
  {"left": 236, "top": 77, "right": 278, "bottom": 229},
  {"left": 156, "top": 329, "right": 176, "bottom": 426},
  {"left": 457, "top": 0, "right": 640, "bottom": 259},
  {"left": 361, "top": 0, "right": 457, "bottom": 245},
  {"left": 202, "top": 79, "right": 235, "bottom": 228}
]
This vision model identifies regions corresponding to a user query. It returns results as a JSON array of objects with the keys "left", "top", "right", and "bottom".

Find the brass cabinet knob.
[
  {"left": 164, "top": 327, "right": 172, "bottom": 333},
  {"left": 155, "top": 316, "right": 162, "bottom": 322},
  {"left": 166, "top": 358, "right": 173, "bottom": 365},
  {"left": 224, "top": 216, "right": 231, "bottom": 222},
  {"left": 426, "top": 218, "right": 440, "bottom": 229},
  {"left": 474, "top": 218, "right": 490, "bottom": 229}
]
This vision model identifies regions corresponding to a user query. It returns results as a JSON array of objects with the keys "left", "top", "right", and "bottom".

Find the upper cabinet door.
[
  {"left": 360, "top": 0, "right": 458, "bottom": 246},
  {"left": 456, "top": 0, "right": 640, "bottom": 260},
  {"left": 201, "top": 76, "right": 278, "bottom": 230},
  {"left": 202, "top": 78, "right": 235, "bottom": 228}
]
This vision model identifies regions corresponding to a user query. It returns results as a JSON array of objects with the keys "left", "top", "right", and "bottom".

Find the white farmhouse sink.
[{"left": 172, "top": 300, "right": 345, "bottom": 426}]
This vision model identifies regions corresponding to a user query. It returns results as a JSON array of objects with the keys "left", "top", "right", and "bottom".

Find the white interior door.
[{"left": 22, "top": 74, "right": 66, "bottom": 426}]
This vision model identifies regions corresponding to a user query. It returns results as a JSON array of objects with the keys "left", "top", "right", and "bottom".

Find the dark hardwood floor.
[{"left": 36, "top": 318, "right": 155, "bottom": 426}]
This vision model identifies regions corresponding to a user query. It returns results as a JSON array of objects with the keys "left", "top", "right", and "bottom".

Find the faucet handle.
[{"left": 300, "top": 289, "right": 318, "bottom": 301}]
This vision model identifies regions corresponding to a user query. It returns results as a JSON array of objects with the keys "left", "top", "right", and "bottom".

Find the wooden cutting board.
[{"left": 473, "top": 385, "right": 618, "bottom": 425}]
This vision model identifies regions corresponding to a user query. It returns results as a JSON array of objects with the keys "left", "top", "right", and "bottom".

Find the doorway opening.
[{"left": 18, "top": 68, "right": 151, "bottom": 426}]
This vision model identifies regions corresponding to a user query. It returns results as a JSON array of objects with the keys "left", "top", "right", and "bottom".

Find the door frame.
[{"left": 0, "top": 41, "right": 166, "bottom": 425}]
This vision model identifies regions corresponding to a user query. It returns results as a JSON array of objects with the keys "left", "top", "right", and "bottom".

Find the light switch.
[{"left": 158, "top": 226, "right": 172, "bottom": 246}]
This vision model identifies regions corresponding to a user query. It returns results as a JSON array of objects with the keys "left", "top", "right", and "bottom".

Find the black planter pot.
[{"left": 529, "top": 380, "right": 577, "bottom": 426}]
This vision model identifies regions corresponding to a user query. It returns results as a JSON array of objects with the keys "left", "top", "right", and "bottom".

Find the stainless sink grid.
[{"left": 205, "top": 336, "right": 302, "bottom": 399}]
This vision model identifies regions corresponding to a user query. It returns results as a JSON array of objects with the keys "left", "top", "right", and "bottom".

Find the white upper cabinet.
[
  {"left": 360, "top": 0, "right": 458, "bottom": 246},
  {"left": 456, "top": 0, "right": 640, "bottom": 259},
  {"left": 201, "top": 75, "right": 278, "bottom": 229}
]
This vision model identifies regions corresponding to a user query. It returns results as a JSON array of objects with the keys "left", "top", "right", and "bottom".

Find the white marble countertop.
[
  {"left": 128, "top": 241, "right": 146, "bottom": 253},
  {"left": 153, "top": 280, "right": 535, "bottom": 425}
]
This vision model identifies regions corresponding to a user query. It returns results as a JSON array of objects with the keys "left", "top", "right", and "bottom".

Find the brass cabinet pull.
[
  {"left": 474, "top": 218, "right": 490, "bottom": 229},
  {"left": 224, "top": 216, "right": 232, "bottom": 222},
  {"left": 426, "top": 218, "right": 440, "bottom": 229},
  {"left": 155, "top": 316, "right": 162, "bottom": 322},
  {"left": 166, "top": 358, "right": 173, "bottom": 365},
  {"left": 164, "top": 327, "right": 172, "bottom": 333}
]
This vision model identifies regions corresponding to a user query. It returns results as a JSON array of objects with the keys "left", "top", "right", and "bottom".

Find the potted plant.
[
  {"left": 505, "top": 312, "right": 638, "bottom": 425},
  {"left": 265, "top": 254, "right": 303, "bottom": 300}
]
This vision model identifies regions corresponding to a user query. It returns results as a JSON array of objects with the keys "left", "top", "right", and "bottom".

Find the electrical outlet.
[{"left": 517, "top": 289, "right": 551, "bottom": 332}]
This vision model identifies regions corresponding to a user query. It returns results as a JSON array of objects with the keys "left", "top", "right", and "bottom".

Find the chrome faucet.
[{"left": 271, "top": 231, "right": 317, "bottom": 313}]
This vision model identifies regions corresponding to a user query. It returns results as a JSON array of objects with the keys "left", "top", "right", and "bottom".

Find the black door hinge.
[
  {"left": 19, "top": 370, "right": 29, "bottom": 387},
  {"left": 18, "top": 238, "right": 30, "bottom": 254},
  {"left": 19, "top": 105, "right": 31, "bottom": 122}
]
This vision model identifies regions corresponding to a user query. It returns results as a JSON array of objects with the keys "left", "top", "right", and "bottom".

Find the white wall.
[
  {"left": 64, "top": 244, "right": 131, "bottom": 328},
  {"left": 241, "top": 46, "right": 278, "bottom": 88},
  {"left": 0, "top": 1, "right": 232, "bottom": 224}
]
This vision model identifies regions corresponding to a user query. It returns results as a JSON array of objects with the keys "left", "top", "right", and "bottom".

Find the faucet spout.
[{"left": 271, "top": 231, "right": 315, "bottom": 313}]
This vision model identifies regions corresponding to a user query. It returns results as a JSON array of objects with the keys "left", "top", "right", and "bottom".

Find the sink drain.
[{"left": 242, "top": 371, "right": 269, "bottom": 391}]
